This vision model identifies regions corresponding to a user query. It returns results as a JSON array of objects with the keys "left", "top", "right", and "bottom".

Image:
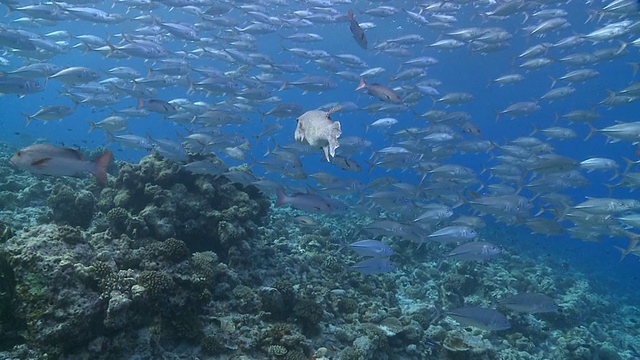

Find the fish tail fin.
[
  {"left": 614, "top": 246, "right": 628, "bottom": 262},
  {"left": 553, "top": 200, "right": 572, "bottom": 221},
  {"left": 105, "top": 40, "right": 116, "bottom": 57},
  {"left": 22, "top": 112, "right": 31, "bottom": 126},
  {"left": 610, "top": 168, "right": 620, "bottom": 181},
  {"left": 429, "top": 304, "right": 444, "bottom": 327},
  {"left": 479, "top": 163, "right": 488, "bottom": 176},
  {"left": 136, "top": 97, "right": 144, "bottom": 110},
  {"left": 92, "top": 150, "right": 113, "bottom": 184},
  {"left": 605, "top": 183, "right": 616, "bottom": 198},
  {"left": 88, "top": 120, "right": 95, "bottom": 132},
  {"left": 584, "top": 123, "right": 598, "bottom": 141},
  {"left": 355, "top": 77, "right": 366, "bottom": 91},
  {"left": 186, "top": 77, "right": 195, "bottom": 95},
  {"left": 335, "top": 236, "right": 348, "bottom": 253},
  {"left": 616, "top": 40, "right": 627, "bottom": 55},
  {"left": 247, "top": 153, "right": 258, "bottom": 169},
  {"left": 278, "top": 80, "right": 290, "bottom": 91},
  {"left": 622, "top": 157, "right": 638, "bottom": 174},
  {"left": 275, "top": 187, "right": 287, "bottom": 207},
  {"left": 105, "top": 131, "right": 115, "bottom": 145},
  {"left": 365, "top": 159, "right": 376, "bottom": 174}
]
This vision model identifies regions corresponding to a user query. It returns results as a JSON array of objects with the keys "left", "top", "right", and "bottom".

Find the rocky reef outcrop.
[{"left": 97, "top": 153, "right": 270, "bottom": 257}]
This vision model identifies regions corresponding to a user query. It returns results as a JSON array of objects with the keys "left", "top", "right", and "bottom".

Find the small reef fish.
[{"left": 9, "top": 144, "right": 112, "bottom": 184}]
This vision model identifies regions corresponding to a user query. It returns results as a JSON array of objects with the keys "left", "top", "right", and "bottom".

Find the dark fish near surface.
[
  {"left": 9, "top": 144, "right": 113, "bottom": 184},
  {"left": 275, "top": 188, "right": 333, "bottom": 213},
  {"left": 346, "top": 9, "right": 367, "bottom": 49},
  {"left": 499, "top": 293, "right": 559, "bottom": 314},
  {"left": 446, "top": 306, "right": 511, "bottom": 331},
  {"left": 350, "top": 257, "right": 395, "bottom": 275}
]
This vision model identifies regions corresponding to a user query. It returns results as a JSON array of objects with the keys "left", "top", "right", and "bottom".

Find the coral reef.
[
  {"left": 0, "top": 153, "right": 272, "bottom": 357},
  {"left": 98, "top": 154, "right": 270, "bottom": 256},
  {"left": 48, "top": 184, "right": 96, "bottom": 228},
  {"left": 0, "top": 150, "right": 638, "bottom": 360}
]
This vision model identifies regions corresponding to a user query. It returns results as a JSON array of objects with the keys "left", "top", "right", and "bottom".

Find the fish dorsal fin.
[
  {"left": 328, "top": 105, "right": 342, "bottom": 115},
  {"left": 31, "top": 158, "right": 53, "bottom": 167},
  {"left": 60, "top": 148, "right": 84, "bottom": 160}
]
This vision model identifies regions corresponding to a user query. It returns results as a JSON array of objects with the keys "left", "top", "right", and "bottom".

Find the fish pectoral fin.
[
  {"left": 322, "top": 146, "right": 330, "bottom": 161},
  {"left": 31, "top": 158, "right": 53, "bottom": 167}
]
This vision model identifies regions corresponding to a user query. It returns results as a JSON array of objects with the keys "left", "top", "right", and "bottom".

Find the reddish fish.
[
  {"left": 347, "top": 9, "right": 367, "bottom": 49},
  {"left": 9, "top": 144, "right": 113, "bottom": 184},
  {"left": 356, "top": 77, "right": 403, "bottom": 104}
]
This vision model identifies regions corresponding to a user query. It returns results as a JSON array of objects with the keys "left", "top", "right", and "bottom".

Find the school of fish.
[{"left": 2, "top": 0, "right": 640, "bottom": 331}]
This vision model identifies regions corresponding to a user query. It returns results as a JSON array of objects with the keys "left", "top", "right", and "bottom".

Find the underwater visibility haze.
[{"left": 1, "top": 0, "right": 640, "bottom": 359}]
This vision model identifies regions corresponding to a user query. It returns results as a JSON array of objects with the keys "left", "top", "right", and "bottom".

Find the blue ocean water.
[{"left": 2, "top": 0, "right": 640, "bottom": 357}]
